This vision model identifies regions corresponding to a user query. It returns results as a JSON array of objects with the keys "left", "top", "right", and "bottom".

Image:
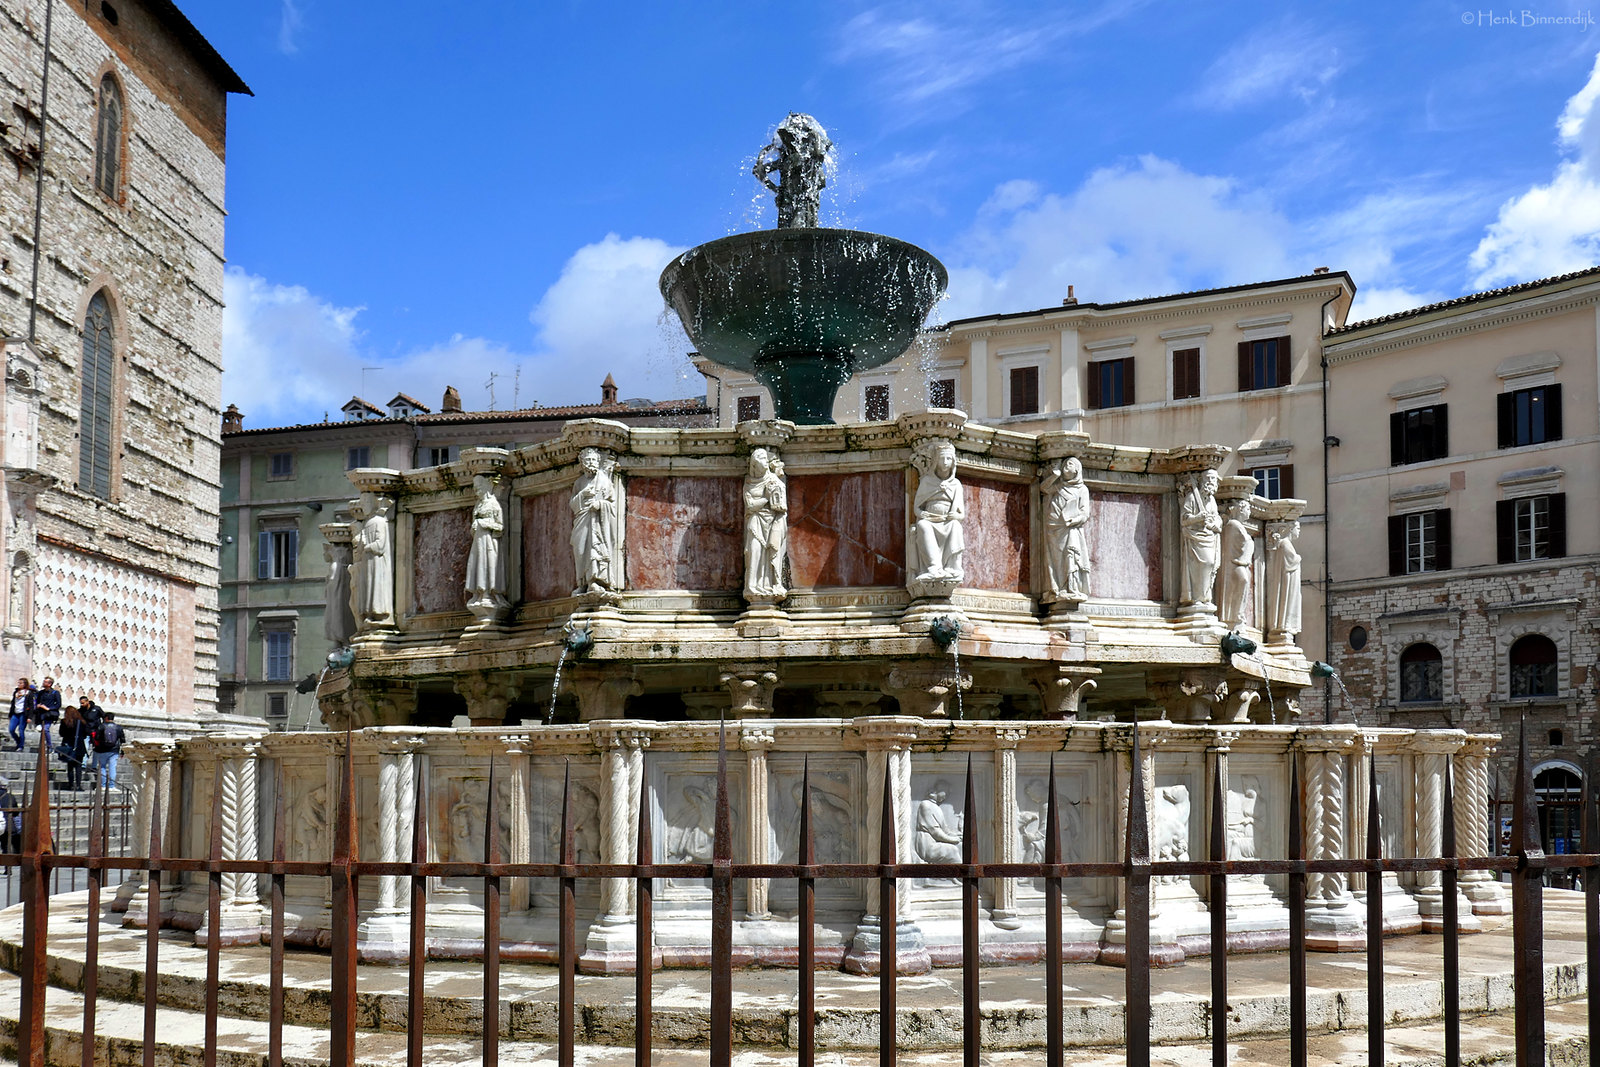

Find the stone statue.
[
  {"left": 907, "top": 438, "right": 965, "bottom": 585},
  {"left": 465, "top": 474, "right": 508, "bottom": 616},
  {"left": 351, "top": 492, "right": 395, "bottom": 628},
  {"left": 570, "top": 448, "right": 622, "bottom": 596},
  {"left": 1218, "top": 498, "right": 1254, "bottom": 630},
  {"left": 1265, "top": 519, "right": 1303, "bottom": 641},
  {"left": 6, "top": 553, "right": 29, "bottom": 632},
  {"left": 1178, "top": 470, "right": 1222, "bottom": 610},
  {"left": 1040, "top": 457, "right": 1091, "bottom": 602},
  {"left": 1152, "top": 783, "right": 1191, "bottom": 883},
  {"left": 322, "top": 542, "right": 355, "bottom": 645},
  {"left": 754, "top": 112, "right": 833, "bottom": 229},
  {"left": 913, "top": 782, "right": 963, "bottom": 865},
  {"left": 743, "top": 448, "right": 788, "bottom": 601}
]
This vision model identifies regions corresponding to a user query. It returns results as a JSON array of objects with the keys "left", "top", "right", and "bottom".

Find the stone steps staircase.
[{"left": 0, "top": 747, "right": 136, "bottom": 908}]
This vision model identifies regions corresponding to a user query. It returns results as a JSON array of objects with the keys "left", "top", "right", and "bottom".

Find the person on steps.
[
  {"left": 93, "top": 712, "right": 124, "bottom": 792},
  {"left": 58, "top": 703, "right": 89, "bottom": 791},
  {"left": 7, "top": 678, "right": 32, "bottom": 752},
  {"left": 32, "top": 678, "right": 59, "bottom": 754}
]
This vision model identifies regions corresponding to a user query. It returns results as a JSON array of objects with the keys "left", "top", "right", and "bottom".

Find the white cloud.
[
  {"left": 1470, "top": 51, "right": 1600, "bottom": 286},
  {"left": 222, "top": 234, "right": 698, "bottom": 429},
  {"left": 277, "top": 0, "right": 303, "bottom": 54},
  {"left": 1194, "top": 20, "right": 1341, "bottom": 111}
]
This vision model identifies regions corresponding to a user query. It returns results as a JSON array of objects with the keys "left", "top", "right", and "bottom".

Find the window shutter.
[
  {"left": 1275, "top": 336, "right": 1291, "bottom": 385},
  {"left": 1123, "top": 357, "right": 1136, "bottom": 406},
  {"left": 1548, "top": 492, "right": 1567, "bottom": 558},
  {"left": 1434, "top": 509, "right": 1452, "bottom": 570},
  {"left": 1496, "top": 500, "right": 1516, "bottom": 564},
  {"left": 1172, "top": 350, "right": 1185, "bottom": 399},
  {"left": 257, "top": 531, "right": 270, "bottom": 580},
  {"left": 1390, "top": 412, "right": 1405, "bottom": 466},
  {"left": 1388, "top": 515, "right": 1406, "bottom": 576},
  {"left": 1434, "top": 405, "right": 1449, "bottom": 459},
  {"left": 1280, "top": 464, "right": 1295, "bottom": 500},
  {"left": 287, "top": 529, "right": 300, "bottom": 579},
  {"left": 1087, "top": 363, "right": 1102, "bottom": 409},
  {"left": 1497, "top": 392, "right": 1515, "bottom": 449},
  {"left": 1238, "top": 342, "right": 1251, "bottom": 391},
  {"left": 1546, "top": 383, "right": 1563, "bottom": 442}
]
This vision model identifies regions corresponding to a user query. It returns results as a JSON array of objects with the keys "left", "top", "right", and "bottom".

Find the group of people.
[{"left": 8, "top": 677, "right": 125, "bottom": 791}]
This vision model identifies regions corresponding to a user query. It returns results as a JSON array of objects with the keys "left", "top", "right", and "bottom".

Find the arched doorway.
[{"left": 1534, "top": 763, "right": 1584, "bottom": 885}]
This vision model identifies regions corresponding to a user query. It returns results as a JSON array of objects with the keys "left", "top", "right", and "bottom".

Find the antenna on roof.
[
  {"left": 513, "top": 364, "right": 521, "bottom": 409},
  {"left": 485, "top": 371, "right": 499, "bottom": 411},
  {"left": 360, "top": 366, "right": 382, "bottom": 401}
]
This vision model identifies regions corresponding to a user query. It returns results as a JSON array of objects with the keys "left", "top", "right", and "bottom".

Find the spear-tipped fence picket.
[{"left": 1, "top": 718, "right": 1596, "bottom": 1067}]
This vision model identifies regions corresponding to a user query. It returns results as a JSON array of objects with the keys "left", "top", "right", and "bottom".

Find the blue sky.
[{"left": 191, "top": 0, "right": 1600, "bottom": 427}]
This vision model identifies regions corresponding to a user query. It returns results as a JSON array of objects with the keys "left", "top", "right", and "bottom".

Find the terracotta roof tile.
[{"left": 1328, "top": 264, "right": 1600, "bottom": 336}]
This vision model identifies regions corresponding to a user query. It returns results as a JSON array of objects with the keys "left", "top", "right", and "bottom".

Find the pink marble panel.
[
  {"left": 625, "top": 476, "right": 744, "bottom": 591},
  {"left": 962, "top": 477, "right": 1030, "bottom": 593},
  {"left": 523, "top": 491, "right": 577, "bottom": 602},
  {"left": 788, "top": 471, "right": 905, "bottom": 588},
  {"left": 1090, "top": 491, "right": 1162, "bottom": 601},
  {"left": 412, "top": 508, "right": 471, "bottom": 615}
]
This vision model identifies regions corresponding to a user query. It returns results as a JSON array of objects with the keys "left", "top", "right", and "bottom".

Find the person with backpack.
[
  {"left": 93, "top": 712, "right": 124, "bottom": 791},
  {"left": 58, "top": 703, "right": 89, "bottom": 791},
  {"left": 32, "top": 677, "right": 60, "bottom": 754},
  {"left": 8, "top": 678, "right": 33, "bottom": 752}
]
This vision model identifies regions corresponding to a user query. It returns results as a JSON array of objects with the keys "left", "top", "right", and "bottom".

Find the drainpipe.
[
  {"left": 25, "top": 0, "right": 54, "bottom": 343},
  {"left": 1319, "top": 290, "right": 1339, "bottom": 723}
]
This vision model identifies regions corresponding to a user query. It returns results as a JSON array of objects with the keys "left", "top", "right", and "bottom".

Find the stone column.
[
  {"left": 1411, "top": 734, "right": 1480, "bottom": 933},
  {"left": 503, "top": 733, "right": 534, "bottom": 914},
  {"left": 583, "top": 723, "right": 650, "bottom": 972},
  {"left": 455, "top": 672, "right": 520, "bottom": 726},
  {"left": 116, "top": 739, "right": 179, "bottom": 920},
  {"left": 569, "top": 665, "right": 641, "bottom": 722},
  {"left": 882, "top": 663, "right": 970, "bottom": 719},
  {"left": 1204, "top": 733, "right": 1231, "bottom": 915},
  {"left": 1148, "top": 668, "right": 1229, "bottom": 723},
  {"left": 1347, "top": 733, "right": 1375, "bottom": 901},
  {"left": 197, "top": 737, "right": 268, "bottom": 946},
  {"left": 1457, "top": 735, "right": 1511, "bottom": 915},
  {"left": 1030, "top": 665, "right": 1099, "bottom": 720},
  {"left": 1300, "top": 729, "right": 1364, "bottom": 950},
  {"left": 358, "top": 731, "right": 423, "bottom": 962},
  {"left": 845, "top": 717, "right": 929, "bottom": 975},
  {"left": 815, "top": 687, "right": 884, "bottom": 718},
  {"left": 720, "top": 663, "right": 779, "bottom": 718},
  {"left": 991, "top": 727, "right": 1026, "bottom": 930},
  {"left": 1104, "top": 722, "right": 1180, "bottom": 964},
  {"left": 742, "top": 726, "right": 776, "bottom": 920}
]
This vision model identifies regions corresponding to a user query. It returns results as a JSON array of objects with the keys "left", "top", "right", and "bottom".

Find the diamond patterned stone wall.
[{"left": 33, "top": 542, "right": 170, "bottom": 714}]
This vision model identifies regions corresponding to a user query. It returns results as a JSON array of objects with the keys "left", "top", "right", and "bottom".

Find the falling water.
[
  {"left": 1258, "top": 661, "right": 1277, "bottom": 725},
  {"left": 1330, "top": 673, "right": 1358, "bottom": 721},
  {"left": 547, "top": 643, "right": 570, "bottom": 726},
  {"left": 950, "top": 642, "right": 965, "bottom": 721}
]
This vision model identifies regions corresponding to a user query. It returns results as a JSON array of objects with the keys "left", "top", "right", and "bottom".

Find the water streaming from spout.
[
  {"left": 950, "top": 642, "right": 965, "bottom": 721},
  {"left": 547, "top": 644, "right": 569, "bottom": 726},
  {"left": 1330, "top": 673, "right": 1357, "bottom": 721}
]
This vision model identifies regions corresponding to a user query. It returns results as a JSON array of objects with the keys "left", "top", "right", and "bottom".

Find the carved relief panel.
[
  {"left": 648, "top": 754, "right": 747, "bottom": 913},
  {"left": 767, "top": 753, "right": 866, "bottom": 915},
  {"left": 908, "top": 754, "right": 993, "bottom": 911},
  {"left": 1014, "top": 752, "right": 1108, "bottom": 910}
]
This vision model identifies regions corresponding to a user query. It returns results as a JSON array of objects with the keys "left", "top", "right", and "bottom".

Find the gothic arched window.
[
  {"left": 1399, "top": 642, "right": 1443, "bottom": 703},
  {"left": 79, "top": 291, "right": 115, "bottom": 498},
  {"left": 94, "top": 74, "right": 123, "bottom": 199}
]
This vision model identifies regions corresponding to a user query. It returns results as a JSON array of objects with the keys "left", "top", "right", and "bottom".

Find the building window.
[
  {"left": 1348, "top": 625, "right": 1368, "bottom": 651},
  {"left": 94, "top": 74, "right": 123, "bottom": 200},
  {"left": 266, "top": 692, "right": 288, "bottom": 720},
  {"left": 736, "top": 394, "right": 761, "bottom": 422},
  {"left": 347, "top": 446, "right": 370, "bottom": 470},
  {"left": 1498, "top": 385, "right": 1561, "bottom": 448},
  {"left": 864, "top": 384, "right": 891, "bottom": 421},
  {"left": 79, "top": 291, "right": 115, "bottom": 499},
  {"left": 268, "top": 452, "right": 294, "bottom": 480},
  {"left": 424, "top": 446, "right": 454, "bottom": 468},
  {"left": 1171, "top": 347, "right": 1200, "bottom": 400},
  {"left": 929, "top": 378, "right": 956, "bottom": 409},
  {"left": 1550, "top": 729, "right": 1563, "bottom": 747},
  {"left": 1249, "top": 465, "right": 1294, "bottom": 500},
  {"left": 1535, "top": 766, "right": 1583, "bottom": 856},
  {"left": 1009, "top": 365, "right": 1040, "bottom": 416},
  {"left": 1389, "top": 405, "right": 1449, "bottom": 465},
  {"left": 1237, "top": 336, "right": 1290, "bottom": 391},
  {"left": 263, "top": 631, "right": 293, "bottom": 682},
  {"left": 257, "top": 527, "right": 299, "bottom": 580},
  {"left": 1399, "top": 643, "right": 1443, "bottom": 703},
  {"left": 1510, "top": 634, "right": 1559, "bottom": 698},
  {"left": 1387, "top": 509, "right": 1451, "bottom": 575},
  {"left": 1497, "top": 493, "right": 1566, "bottom": 563},
  {"left": 1086, "top": 357, "right": 1134, "bottom": 409}
]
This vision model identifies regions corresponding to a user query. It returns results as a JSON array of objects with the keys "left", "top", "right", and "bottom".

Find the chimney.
[
  {"left": 441, "top": 385, "right": 462, "bottom": 413},
  {"left": 1062, "top": 285, "right": 1077, "bottom": 306},
  {"left": 601, "top": 373, "right": 618, "bottom": 405},
  {"left": 1313, "top": 266, "right": 1330, "bottom": 274},
  {"left": 221, "top": 404, "right": 243, "bottom": 433}
]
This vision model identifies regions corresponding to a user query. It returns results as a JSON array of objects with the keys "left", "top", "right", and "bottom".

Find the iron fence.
[
  {"left": 0, "top": 721, "right": 1595, "bottom": 1067},
  {"left": 0, "top": 791, "right": 134, "bottom": 908}
]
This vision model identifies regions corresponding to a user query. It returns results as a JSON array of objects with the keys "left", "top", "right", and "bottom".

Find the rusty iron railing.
[{"left": 2, "top": 719, "right": 1595, "bottom": 1067}]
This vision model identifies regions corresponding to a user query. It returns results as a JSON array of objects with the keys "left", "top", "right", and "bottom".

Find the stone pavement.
[{"left": 0, "top": 891, "right": 1589, "bottom": 1064}]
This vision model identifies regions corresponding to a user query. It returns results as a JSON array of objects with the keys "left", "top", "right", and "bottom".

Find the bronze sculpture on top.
[{"left": 661, "top": 113, "right": 948, "bottom": 424}]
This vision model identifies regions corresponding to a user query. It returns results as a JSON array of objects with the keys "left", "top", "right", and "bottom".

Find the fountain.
[
  {"left": 118, "top": 117, "right": 1507, "bottom": 974},
  {"left": 660, "top": 113, "right": 948, "bottom": 425}
]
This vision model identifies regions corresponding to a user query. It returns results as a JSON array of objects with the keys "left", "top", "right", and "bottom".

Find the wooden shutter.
[
  {"left": 1546, "top": 384, "right": 1563, "bottom": 442},
  {"left": 286, "top": 529, "right": 300, "bottom": 579},
  {"left": 1496, "top": 500, "right": 1516, "bottom": 564},
  {"left": 1279, "top": 464, "right": 1295, "bottom": 500},
  {"left": 1086, "top": 362, "right": 1102, "bottom": 409},
  {"left": 1123, "top": 357, "right": 1136, "bottom": 406},
  {"left": 1275, "top": 336, "right": 1291, "bottom": 385},
  {"left": 1390, "top": 412, "right": 1405, "bottom": 466},
  {"left": 1238, "top": 342, "right": 1251, "bottom": 391},
  {"left": 1548, "top": 493, "right": 1567, "bottom": 558},
  {"left": 1433, "top": 405, "right": 1449, "bottom": 459},
  {"left": 258, "top": 531, "right": 271, "bottom": 580},
  {"left": 1497, "top": 392, "right": 1516, "bottom": 448},
  {"left": 1388, "top": 515, "right": 1406, "bottom": 576},
  {"left": 1434, "top": 509, "right": 1452, "bottom": 571},
  {"left": 1173, "top": 348, "right": 1200, "bottom": 399}
]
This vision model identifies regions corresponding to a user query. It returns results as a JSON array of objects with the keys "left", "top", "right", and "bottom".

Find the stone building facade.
[
  {"left": 218, "top": 380, "right": 712, "bottom": 727},
  {"left": 0, "top": 0, "right": 247, "bottom": 728}
]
